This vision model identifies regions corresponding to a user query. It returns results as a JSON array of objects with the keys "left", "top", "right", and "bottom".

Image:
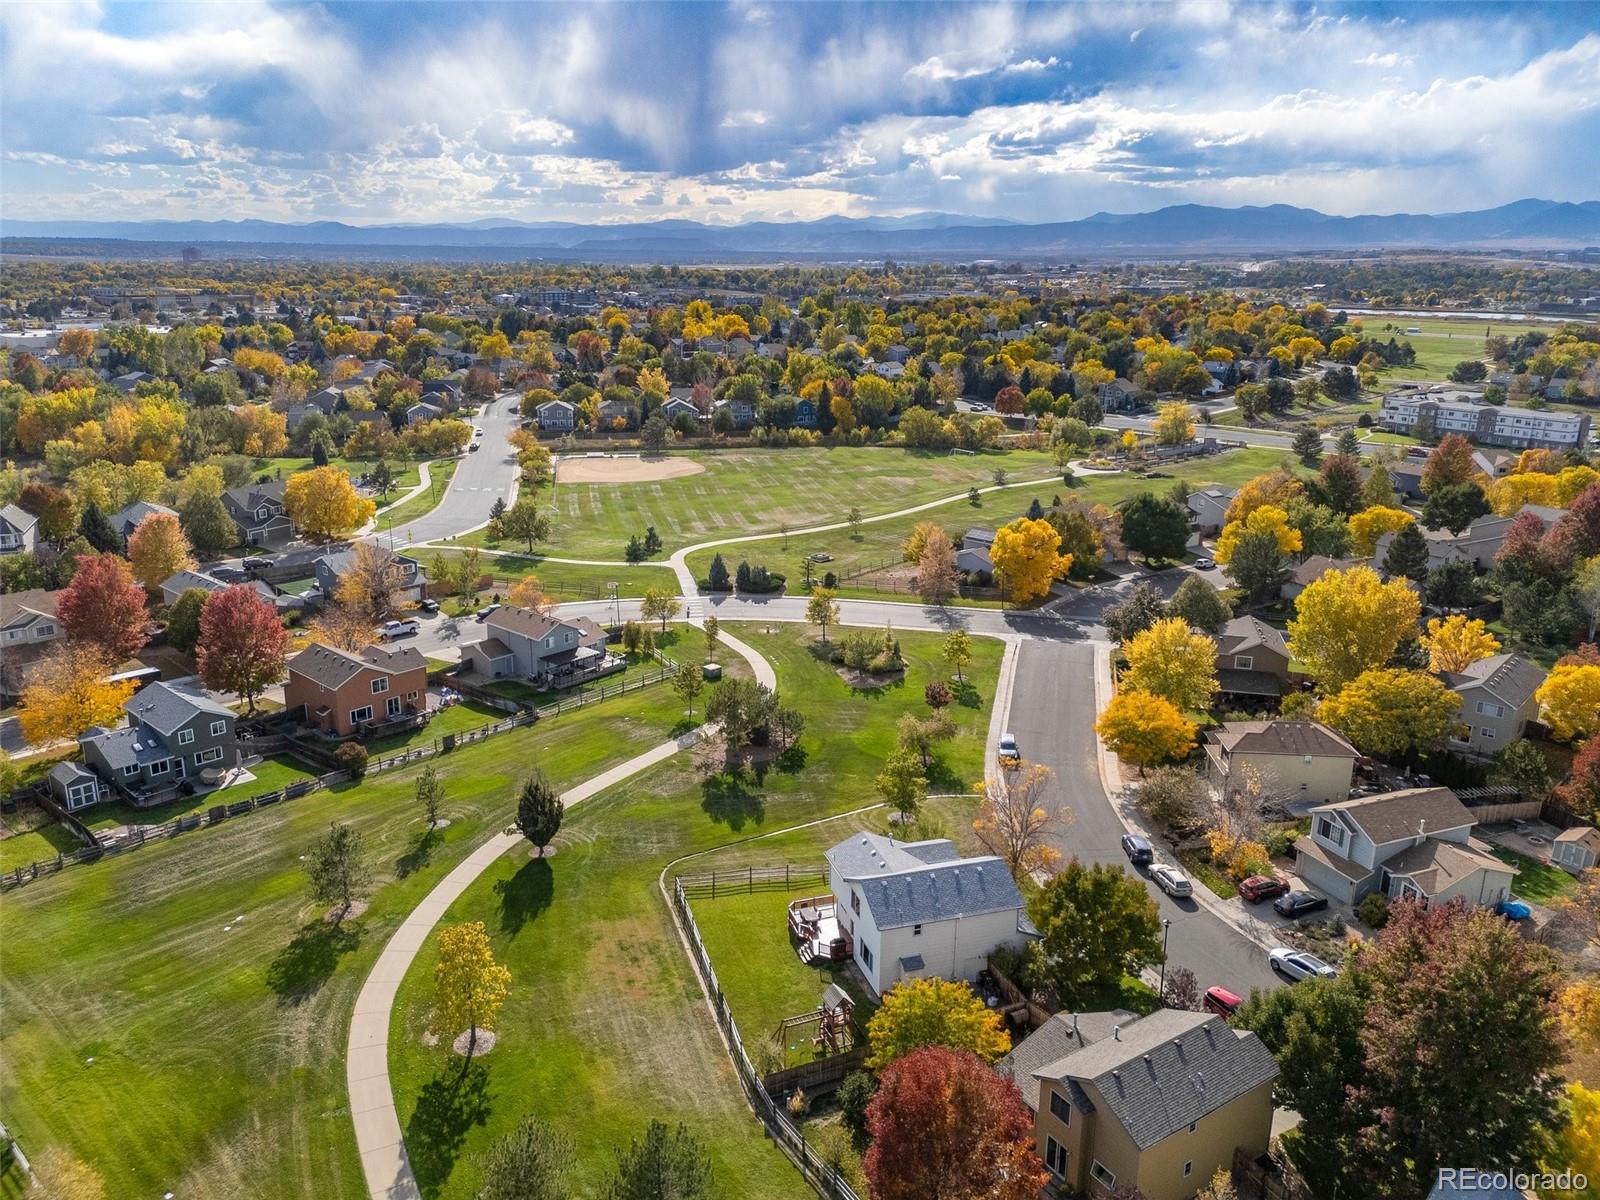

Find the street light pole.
[{"left": 1158, "top": 917, "right": 1172, "bottom": 997}]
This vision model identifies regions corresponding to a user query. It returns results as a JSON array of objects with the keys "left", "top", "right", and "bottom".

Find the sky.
[{"left": 2, "top": 1, "right": 1597, "bottom": 227}]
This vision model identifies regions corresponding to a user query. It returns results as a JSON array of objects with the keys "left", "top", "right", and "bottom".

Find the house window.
[
  {"left": 1316, "top": 816, "right": 1346, "bottom": 848},
  {"left": 1049, "top": 1091, "right": 1072, "bottom": 1125},
  {"left": 1090, "top": 1161, "right": 1116, "bottom": 1190},
  {"left": 1233, "top": 655, "right": 1254, "bottom": 671},
  {"left": 1475, "top": 701, "right": 1506, "bottom": 718},
  {"left": 35, "top": 623, "right": 54, "bottom": 637},
  {"left": 66, "top": 783, "right": 97, "bottom": 811},
  {"left": 257, "top": 507, "right": 268, "bottom": 520},
  {"left": 210, "top": 720, "right": 226, "bottom": 736},
  {"left": 3, "top": 630, "right": 17, "bottom": 641},
  {"left": 859, "top": 944, "right": 873, "bottom": 969},
  {"left": 372, "top": 677, "right": 389, "bottom": 694},
  {"left": 1188, "top": 1121, "right": 1198, "bottom": 1133},
  {"left": 122, "top": 764, "right": 139, "bottom": 777},
  {"left": 1480, "top": 727, "right": 1497, "bottom": 739},
  {"left": 148, "top": 759, "right": 171, "bottom": 776},
  {"left": 350, "top": 705, "right": 373, "bottom": 724},
  {"left": 407, "top": 691, "right": 418, "bottom": 700},
  {"left": 1184, "top": 1161, "right": 1194, "bottom": 1178},
  {"left": 178, "top": 729, "right": 195, "bottom": 745},
  {"left": 387, "top": 697, "right": 402, "bottom": 717},
  {"left": 1045, "top": 1137, "right": 1068, "bottom": 1176},
  {"left": 912, "top": 924, "right": 922, "bottom": 936},
  {"left": 194, "top": 747, "right": 223, "bottom": 766},
  {"left": 851, "top": 890, "right": 861, "bottom": 915}
]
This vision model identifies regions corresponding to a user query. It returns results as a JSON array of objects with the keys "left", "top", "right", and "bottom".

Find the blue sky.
[{"left": 2, "top": 1, "right": 1596, "bottom": 225}]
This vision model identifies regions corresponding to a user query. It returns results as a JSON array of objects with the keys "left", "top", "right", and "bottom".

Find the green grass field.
[
  {"left": 384, "top": 624, "right": 1003, "bottom": 1199},
  {"left": 424, "top": 548, "right": 678, "bottom": 601},
  {"left": 0, "top": 688, "right": 695, "bottom": 1200},
  {"left": 464, "top": 445, "right": 1059, "bottom": 561},
  {"left": 1360, "top": 315, "right": 1568, "bottom": 382},
  {"left": 683, "top": 446, "right": 1294, "bottom": 585},
  {"left": 1491, "top": 846, "right": 1579, "bottom": 905},
  {"left": 375, "top": 457, "right": 462, "bottom": 528}
]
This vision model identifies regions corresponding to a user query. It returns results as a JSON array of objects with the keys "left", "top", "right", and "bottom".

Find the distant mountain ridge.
[{"left": 5, "top": 200, "right": 1597, "bottom": 258}]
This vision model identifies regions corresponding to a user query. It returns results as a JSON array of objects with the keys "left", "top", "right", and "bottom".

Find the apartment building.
[{"left": 1379, "top": 384, "right": 1590, "bottom": 450}]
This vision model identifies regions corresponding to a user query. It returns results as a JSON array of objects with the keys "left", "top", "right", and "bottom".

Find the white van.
[{"left": 377, "top": 619, "right": 420, "bottom": 641}]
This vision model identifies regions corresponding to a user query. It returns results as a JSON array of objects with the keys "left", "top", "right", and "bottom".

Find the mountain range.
[{"left": 4, "top": 200, "right": 1597, "bottom": 261}]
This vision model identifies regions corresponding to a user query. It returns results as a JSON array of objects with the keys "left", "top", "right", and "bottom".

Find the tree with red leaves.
[
  {"left": 56, "top": 552, "right": 148, "bottom": 660},
  {"left": 1555, "top": 737, "right": 1600, "bottom": 823},
  {"left": 1494, "top": 509, "right": 1571, "bottom": 584},
  {"left": 863, "top": 1045, "right": 1047, "bottom": 1200},
  {"left": 993, "top": 385, "right": 1026, "bottom": 415},
  {"left": 196, "top": 584, "right": 289, "bottom": 713},
  {"left": 1420, "top": 433, "right": 1476, "bottom": 495},
  {"left": 1548, "top": 482, "right": 1600, "bottom": 562}
]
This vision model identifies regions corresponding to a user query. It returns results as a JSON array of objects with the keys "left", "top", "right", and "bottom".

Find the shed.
[{"left": 1552, "top": 825, "right": 1600, "bottom": 874}]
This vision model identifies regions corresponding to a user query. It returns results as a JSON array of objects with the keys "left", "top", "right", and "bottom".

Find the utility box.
[{"left": 702, "top": 662, "right": 724, "bottom": 682}]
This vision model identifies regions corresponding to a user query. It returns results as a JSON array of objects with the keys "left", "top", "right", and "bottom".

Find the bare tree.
[{"left": 972, "top": 762, "right": 1072, "bottom": 880}]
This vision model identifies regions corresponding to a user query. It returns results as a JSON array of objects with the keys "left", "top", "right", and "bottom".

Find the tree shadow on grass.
[
  {"left": 925, "top": 755, "right": 963, "bottom": 793},
  {"left": 493, "top": 855, "right": 553, "bottom": 935},
  {"left": 775, "top": 743, "right": 808, "bottom": 774},
  {"left": 952, "top": 681, "right": 982, "bottom": 709},
  {"left": 670, "top": 716, "right": 699, "bottom": 737},
  {"left": 265, "top": 920, "right": 362, "bottom": 1006},
  {"left": 701, "top": 770, "right": 765, "bottom": 831},
  {"left": 396, "top": 828, "right": 440, "bottom": 879},
  {"left": 405, "top": 1059, "right": 493, "bottom": 1198}
]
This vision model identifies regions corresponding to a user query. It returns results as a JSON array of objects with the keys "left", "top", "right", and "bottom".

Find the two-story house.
[
  {"left": 1371, "top": 507, "right": 1557, "bottom": 575},
  {"left": 536, "top": 398, "right": 577, "bottom": 432},
  {"left": 1203, "top": 720, "right": 1358, "bottom": 807},
  {"left": 284, "top": 642, "right": 429, "bottom": 736},
  {"left": 1186, "top": 488, "right": 1237, "bottom": 536},
  {"left": 658, "top": 396, "right": 700, "bottom": 424},
  {"left": 0, "top": 504, "right": 39, "bottom": 555},
  {"left": 1437, "top": 652, "right": 1546, "bottom": 757},
  {"left": 824, "top": 832, "right": 1033, "bottom": 998},
  {"left": 0, "top": 588, "right": 62, "bottom": 698},
  {"left": 713, "top": 396, "right": 757, "bottom": 429},
  {"left": 597, "top": 397, "right": 638, "bottom": 429},
  {"left": 1098, "top": 378, "right": 1141, "bottom": 412},
  {"left": 222, "top": 479, "right": 294, "bottom": 547},
  {"left": 109, "top": 500, "right": 178, "bottom": 542},
  {"left": 313, "top": 547, "right": 429, "bottom": 608},
  {"left": 792, "top": 395, "right": 819, "bottom": 429},
  {"left": 1212, "top": 617, "right": 1292, "bottom": 703},
  {"left": 1280, "top": 555, "right": 1364, "bottom": 602},
  {"left": 464, "top": 605, "right": 612, "bottom": 686},
  {"left": 958, "top": 528, "right": 996, "bottom": 575},
  {"left": 1294, "top": 787, "right": 1516, "bottom": 907},
  {"left": 79, "top": 677, "right": 240, "bottom": 797},
  {"left": 998, "top": 1008, "right": 1279, "bottom": 1200},
  {"left": 405, "top": 401, "right": 443, "bottom": 426}
]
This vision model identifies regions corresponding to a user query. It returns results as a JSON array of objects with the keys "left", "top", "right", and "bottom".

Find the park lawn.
[
  {"left": 385, "top": 624, "right": 1004, "bottom": 1199},
  {"left": 0, "top": 818, "right": 83, "bottom": 873},
  {"left": 375, "top": 457, "right": 462, "bottom": 529},
  {"left": 1362, "top": 315, "right": 1567, "bottom": 381},
  {"left": 422, "top": 547, "right": 678, "bottom": 602},
  {"left": 0, "top": 688, "right": 692, "bottom": 1200},
  {"left": 252, "top": 454, "right": 426, "bottom": 493},
  {"left": 464, "top": 445, "right": 1060, "bottom": 561},
  {"left": 683, "top": 445, "right": 1292, "bottom": 585},
  {"left": 1492, "top": 847, "right": 1579, "bottom": 905},
  {"left": 364, "top": 700, "right": 504, "bottom": 756}
]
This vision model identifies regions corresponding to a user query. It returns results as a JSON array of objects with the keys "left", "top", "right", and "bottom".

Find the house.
[
  {"left": 47, "top": 761, "right": 106, "bottom": 813},
  {"left": 0, "top": 588, "right": 62, "bottom": 697},
  {"left": 1294, "top": 787, "right": 1516, "bottom": 907},
  {"left": 1551, "top": 826, "right": 1600, "bottom": 874},
  {"left": 109, "top": 500, "right": 178, "bottom": 541},
  {"left": 1203, "top": 720, "right": 1358, "bottom": 807},
  {"left": 1212, "top": 617, "right": 1292, "bottom": 701},
  {"left": 1384, "top": 460, "right": 1427, "bottom": 501},
  {"left": 420, "top": 379, "right": 462, "bottom": 404},
  {"left": 712, "top": 396, "right": 757, "bottom": 429},
  {"left": 284, "top": 642, "right": 429, "bottom": 737},
  {"left": 1472, "top": 448, "right": 1517, "bottom": 478},
  {"left": 79, "top": 677, "right": 240, "bottom": 797},
  {"left": 1437, "top": 653, "right": 1546, "bottom": 756},
  {"left": 313, "top": 547, "right": 428, "bottom": 607},
  {"left": 958, "top": 528, "right": 995, "bottom": 575},
  {"left": 597, "top": 397, "right": 638, "bottom": 428},
  {"left": 1098, "top": 378, "right": 1141, "bottom": 412},
  {"left": 1281, "top": 555, "right": 1363, "bottom": 602},
  {"left": 157, "top": 568, "right": 287, "bottom": 610},
  {"left": 464, "top": 606, "right": 613, "bottom": 686},
  {"left": 0, "top": 504, "right": 39, "bottom": 555},
  {"left": 659, "top": 396, "right": 700, "bottom": 423},
  {"left": 999, "top": 1007, "right": 1279, "bottom": 1200},
  {"left": 793, "top": 395, "right": 819, "bottom": 429},
  {"left": 1186, "top": 488, "right": 1236, "bottom": 535},
  {"left": 111, "top": 370, "right": 154, "bottom": 392},
  {"left": 222, "top": 479, "right": 293, "bottom": 547},
  {"left": 535, "top": 398, "right": 577, "bottom": 432},
  {"left": 1372, "top": 509, "right": 1551, "bottom": 575},
  {"left": 865, "top": 360, "right": 905, "bottom": 380},
  {"left": 405, "top": 401, "right": 443, "bottom": 426},
  {"left": 824, "top": 832, "right": 1032, "bottom": 997}
]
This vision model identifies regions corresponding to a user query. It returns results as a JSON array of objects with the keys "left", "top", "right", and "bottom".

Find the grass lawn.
[
  {"left": 1176, "top": 846, "right": 1239, "bottom": 899},
  {"left": 253, "top": 454, "right": 426, "bottom": 494},
  {"left": 1492, "top": 846, "right": 1579, "bottom": 905},
  {"left": 74, "top": 754, "right": 320, "bottom": 834},
  {"left": 1360, "top": 315, "right": 1568, "bottom": 382},
  {"left": 385, "top": 623, "right": 1004, "bottom": 1199},
  {"left": 422, "top": 548, "right": 677, "bottom": 602},
  {"left": 364, "top": 700, "right": 504, "bottom": 756},
  {"left": 0, "top": 688, "right": 694, "bottom": 1200},
  {"left": 464, "top": 445, "right": 1060, "bottom": 561},
  {"left": 0, "top": 814, "right": 84, "bottom": 873},
  {"left": 683, "top": 445, "right": 1293, "bottom": 585},
  {"left": 376, "top": 457, "right": 462, "bottom": 529}
]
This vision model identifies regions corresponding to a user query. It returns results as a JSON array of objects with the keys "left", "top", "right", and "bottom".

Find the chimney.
[
  {"left": 1113, "top": 1024, "right": 1121, "bottom": 1041},
  {"left": 1419, "top": 817, "right": 1428, "bottom": 839},
  {"left": 1072, "top": 1013, "right": 1079, "bottom": 1037}
]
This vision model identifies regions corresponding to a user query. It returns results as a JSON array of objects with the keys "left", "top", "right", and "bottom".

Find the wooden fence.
[
  {"left": 671, "top": 877, "right": 862, "bottom": 1200},
  {"left": 762, "top": 1048, "right": 869, "bottom": 1101},
  {"left": 676, "top": 864, "right": 829, "bottom": 899},
  {"left": 1232, "top": 1148, "right": 1306, "bottom": 1200}
]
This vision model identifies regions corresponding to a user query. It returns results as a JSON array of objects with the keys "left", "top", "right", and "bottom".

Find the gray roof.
[
  {"left": 1447, "top": 653, "right": 1545, "bottom": 708},
  {"left": 0, "top": 503, "right": 37, "bottom": 533},
  {"left": 1216, "top": 616, "right": 1286, "bottom": 657},
  {"left": 1215, "top": 668, "right": 1283, "bottom": 697},
  {"left": 1035, "top": 1009, "right": 1280, "bottom": 1150},
  {"left": 49, "top": 761, "right": 97, "bottom": 786},
  {"left": 224, "top": 479, "right": 286, "bottom": 513},
  {"left": 1288, "top": 555, "right": 1362, "bottom": 586},
  {"left": 111, "top": 500, "right": 177, "bottom": 531},
  {"left": 827, "top": 833, "right": 961, "bottom": 878},
  {"left": 123, "top": 677, "right": 235, "bottom": 737},
  {"left": 289, "top": 641, "right": 427, "bottom": 689},
  {"left": 997, "top": 1010, "right": 1134, "bottom": 1109},
  {"left": 1319, "top": 787, "right": 1473, "bottom": 843},
  {"left": 162, "top": 568, "right": 225, "bottom": 594},
  {"left": 1208, "top": 720, "right": 1357, "bottom": 760},
  {"left": 828, "top": 833, "right": 1022, "bottom": 930}
]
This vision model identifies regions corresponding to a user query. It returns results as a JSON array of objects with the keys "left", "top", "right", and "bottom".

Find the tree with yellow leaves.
[
  {"left": 1119, "top": 428, "right": 1139, "bottom": 454},
  {"left": 901, "top": 520, "right": 945, "bottom": 563},
  {"left": 126, "top": 510, "right": 195, "bottom": 593},
  {"left": 866, "top": 977, "right": 1011, "bottom": 1069},
  {"left": 1541, "top": 1083, "right": 1600, "bottom": 1198},
  {"left": 1317, "top": 667, "right": 1460, "bottom": 756},
  {"left": 1122, "top": 617, "right": 1218, "bottom": 712},
  {"left": 18, "top": 644, "right": 135, "bottom": 746},
  {"left": 1348, "top": 505, "right": 1414, "bottom": 556},
  {"left": 1287, "top": 565, "right": 1421, "bottom": 690},
  {"left": 1215, "top": 503, "right": 1302, "bottom": 565},
  {"left": 1421, "top": 615, "right": 1500, "bottom": 673},
  {"left": 1224, "top": 469, "right": 1303, "bottom": 524},
  {"left": 1560, "top": 979, "right": 1600, "bottom": 1055},
  {"left": 990, "top": 516, "right": 1072, "bottom": 604},
  {"left": 1535, "top": 663, "right": 1600, "bottom": 742},
  {"left": 1152, "top": 400, "right": 1196, "bottom": 445},
  {"left": 236, "top": 404, "right": 288, "bottom": 457},
  {"left": 284, "top": 465, "right": 375, "bottom": 542},
  {"left": 432, "top": 920, "right": 512, "bottom": 1060},
  {"left": 1485, "top": 472, "right": 1559, "bottom": 516},
  {"left": 506, "top": 575, "right": 554, "bottom": 614},
  {"left": 972, "top": 762, "right": 1069, "bottom": 880},
  {"left": 1095, "top": 690, "right": 1197, "bottom": 774}
]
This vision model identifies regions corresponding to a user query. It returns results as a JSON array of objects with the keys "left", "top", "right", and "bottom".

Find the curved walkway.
[{"left": 346, "top": 632, "right": 779, "bottom": 1200}]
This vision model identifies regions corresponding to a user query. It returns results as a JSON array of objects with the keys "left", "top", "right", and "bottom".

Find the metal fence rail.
[{"left": 670, "top": 876, "right": 861, "bottom": 1200}]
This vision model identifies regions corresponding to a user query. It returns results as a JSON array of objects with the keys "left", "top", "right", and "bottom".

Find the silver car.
[
  {"left": 1149, "top": 863, "right": 1193, "bottom": 898},
  {"left": 1268, "top": 948, "right": 1337, "bottom": 982}
]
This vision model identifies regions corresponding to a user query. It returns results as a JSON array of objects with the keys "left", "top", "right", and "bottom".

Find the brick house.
[{"left": 284, "top": 642, "right": 430, "bottom": 737}]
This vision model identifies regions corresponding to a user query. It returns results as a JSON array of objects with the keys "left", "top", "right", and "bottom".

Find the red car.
[
  {"left": 1238, "top": 875, "right": 1290, "bottom": 903},
  {"left": 1203, "top": 986, "right": 1243, "bottom": 1018}
]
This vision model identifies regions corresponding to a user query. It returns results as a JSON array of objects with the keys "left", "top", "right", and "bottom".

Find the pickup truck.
[{"left": 376, "top": 619, "right": 420, "bottom": 641}]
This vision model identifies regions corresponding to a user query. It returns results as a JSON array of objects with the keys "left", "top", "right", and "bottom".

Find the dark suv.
[
  {"left": 1272, "top": 890, "right": 1330, "bottom": 919},
  {"left": 1120, "top": 834, "right": 1154, "bottom": 866}
]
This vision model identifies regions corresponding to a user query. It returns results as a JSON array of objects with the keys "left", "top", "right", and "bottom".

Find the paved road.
[
  {"left": 370, "top": 391, "right": 522, "bottom": 548},
  {"left": 1101, "top": 414, "right": 1335, "bottom": 451},
  {"left": 1008, "top": 640, "right": 1282, "bottom": 998}
]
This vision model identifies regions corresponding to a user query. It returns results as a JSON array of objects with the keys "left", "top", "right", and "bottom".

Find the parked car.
[
  {"left": 1268, "top": 948, "right": 1337, "bottom": 982},
  {"left": 242, "top": 556, "right": 273, "bottom": 571},
  {"left": 417, "top": 598, "right": 440, "bottom": 614},
  {"left": 997, "top": 733, "right": 1021, "bottom": 765},
  {"left": 1121, "top": 834, "right": 1154, "bottom": 866},
  {"left": 376, "top": 619, "right": 419, "bottom": 641},
  {"left": 469, "top": 442, "right": 480, "bottom": 452},
  {"left": 1149, "top": 863, "right": 1193, "bottom": 898},
  {"left": 1238, "top": 874, "right": 1290, "bottom": 903},
  {"left": 1193, "top": 557, "right": 1215, "bottom": 570},
  {"left": 1272, "top": 890, "right": 1330, "bottom": 919},
  {"left": 1202, "top": 986, "right": 1243, "bottom": 1017},
  {"left": 210, "top": 565, "right": 247, "bottom": 582},
  {"left": 475, "top": 603, "right": 502, "bottom": 622}
]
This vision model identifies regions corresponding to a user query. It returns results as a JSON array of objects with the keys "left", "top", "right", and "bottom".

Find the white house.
[{"left": 824, "top": 832, "right": 1033, "bottom": 997}]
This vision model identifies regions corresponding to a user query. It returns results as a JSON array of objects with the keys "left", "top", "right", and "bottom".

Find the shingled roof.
[
  {"left": 997, "top": 1010, "right": 1135, "bottom": 1110},
  {"left": 124, "top": 677, "right": 234, "bottom": 736},
  {"left": 1208, "top": 720, "right": 1357, "bottom": 760},
  {"left": 827, "top": 833, "right": 1022, "bottom": 931},
  {"left": 1319, "top": 787, "right": 1474, "bottom": 844},
  {"left": 288, "top": 642, "right": 427, "bottom": 690}
]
